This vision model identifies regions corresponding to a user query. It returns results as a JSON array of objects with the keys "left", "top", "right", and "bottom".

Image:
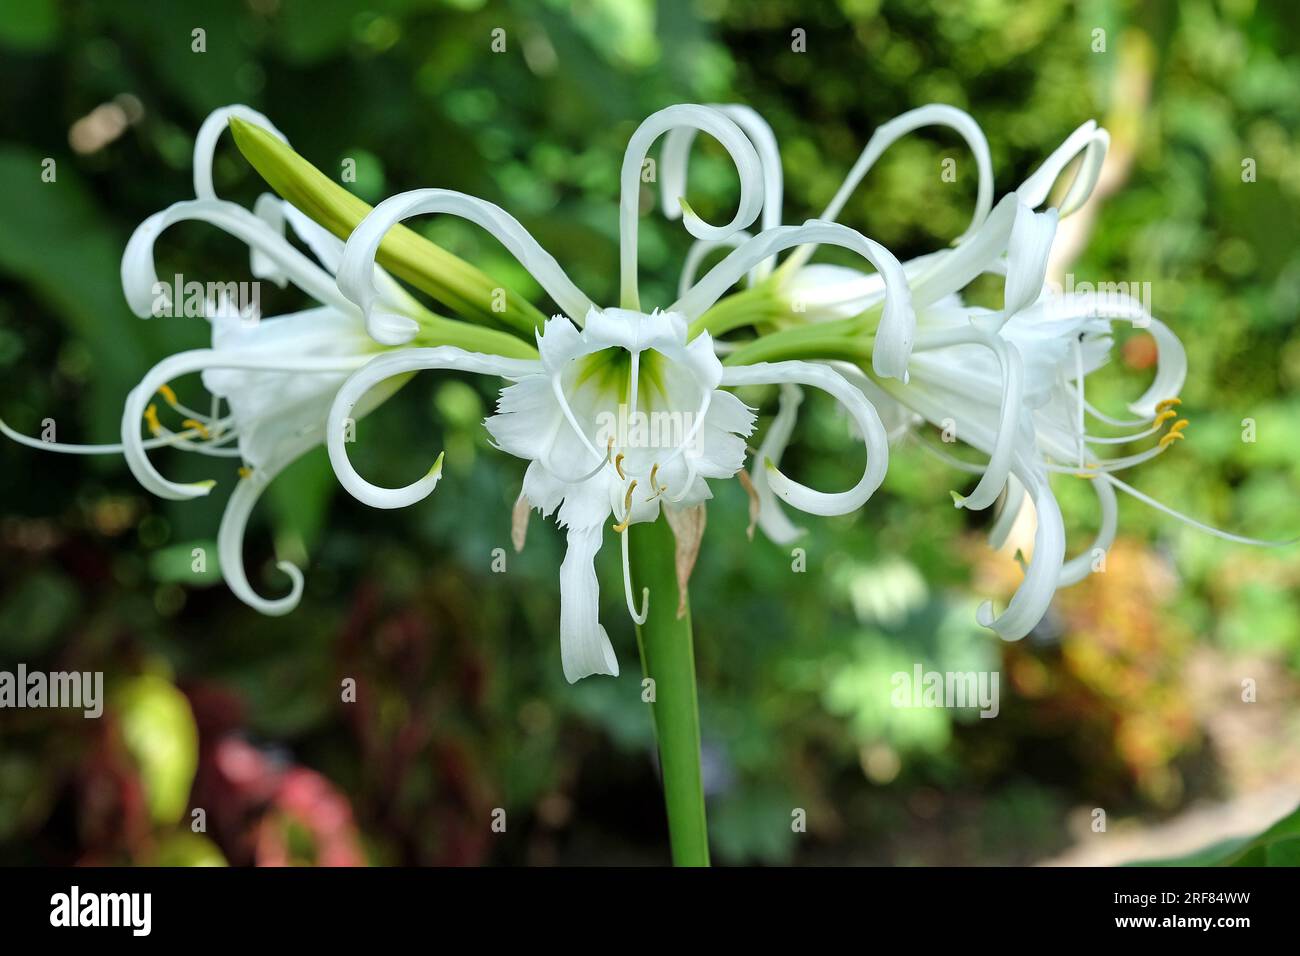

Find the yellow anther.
[
  {"left": 157, "top": 383, "right": 178, "bottom": 405},
  {"left": 611, "top": 480, "right": 638, "bottom": 533},
  {"left": 646, "top": 464, "right": 668, "bottom": 502},
  {"left": 1153, "top": 408, "right": 1178, "bottom": 427},
  {"left": 181, "top": 418, "right": 210, "bottom": 438},
  {"left": 143, "top": 404, "right": 162, "bottom": 435},
  {"left": 1158, "top": 430, "right": 1186, "bottom": 449},
  {"left": 1169, "top": 418, "right": 1189, "bottom": 436},
  {"left": 1075, "top": 463, "right": 1101, "bottom": 479},
  {"left": 614, "top": 453, "right": 626, "bottom": 481},
  {"left": 1155, "top": 397, "right": 1182, "bottom": 413},
  {"left": 238, "top": 465, "right": 253, "bottom": 479}
]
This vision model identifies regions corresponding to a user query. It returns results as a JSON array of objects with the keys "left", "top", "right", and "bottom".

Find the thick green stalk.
[
  {"left": 629, "top": 518, "right": 709, "bottom": 866},
  {"left": 229, "top": 118, "right": 547, "bottom": 336}
]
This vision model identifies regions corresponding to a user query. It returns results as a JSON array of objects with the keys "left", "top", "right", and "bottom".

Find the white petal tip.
[{"left": 366, "top": 308, "right": 420, "bottom": 346}]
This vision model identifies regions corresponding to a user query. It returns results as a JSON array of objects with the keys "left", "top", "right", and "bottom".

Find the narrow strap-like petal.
[
  {"left": 620, "top": 105, "right": 764, "bottom": 310},
  {"left": 122, "top": 349, "right": 369, "bottom": 501},
  {"left": 560, "top": 523, "right": 620, "bottom": 683},
  {"left": 913, "top": 325, "right": 1025, "bottom": 511},
  {"left": 336, "top": 188, "right": 594, "bottom": 337},
  {"left": 193, "top": 105, "right": 289, "bottom": 202},
  {"left": 216, "top": 429, "right": 318, "bottom": 615},
  {"left": 1057, "top": 474, "right": 1117, "bottom": 587},
  {"left": 325, "top": 347, "right": 540, "bottom": 510},
  {"left": 721, "top": 360, "right": 889, "bottom": 516},
  {"left": 1002, "top": 204, "right": 1058, "bottom": 318},
  {"left": 975, "top": 457, "right": 1066, "bottom": 640},
  {"left": 674, "top": 220, "right": 914, "bottom": 381},
  {"left": 1019, "top": 121, "right": 1110, "bottom": 217},
  {"left": 785, "top": 103, "right": 994, "bottom": 274},
  {"left": 661, "top": 104, "right": 782, "bottom": 281},
  {"left": 749, "top": 383, "right": 807, "bottom": 544},
  {"left": 122, "top": 199, "right": 352, "bottom": 318}
]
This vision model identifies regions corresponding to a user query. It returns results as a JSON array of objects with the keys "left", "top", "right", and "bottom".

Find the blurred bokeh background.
[{"left": 1, "top": 0, "right": 1298, "bottom": 866}]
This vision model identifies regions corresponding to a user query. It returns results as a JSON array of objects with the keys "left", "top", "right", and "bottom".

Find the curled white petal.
[
  {"left": 337, "top": 188, "right": 593, "bottom": 330},
  {"left": 1019, "top": 121, "right": 1111, "bottom": 217},
  {"left": 122, "top": 349, "right": 369, "bottom": 501},
  {"left": 216, "top": 432, "right": 317, "bottom": 616},
  {"left": 326, "top": 347, "right": 540, "bottom": 510},
  {"left": 914, "top": 325, "right": 1025, "bottom": 512},
  {"left": 193, "top": 105, "right": 289, "bottom": 202},
  {"left": 786, "top": 103, "right": 994, "bottom": 275},
  {"left": 1050, "top": 294, "right": 1187, "bottom": 418},
  {"left": 1057, "top": 474, "right": 1118, "bottom": 587},
  {"left": 975, "top": 459, "right": 1066, "bottom": 641},
  {"left": 122, "top": 199, "right": 350, "bottom": 318},
  {"left": 1002, "top": 204, "right": 1058, "bottom": 318},
  {"left": 620, "top": 104, "right": 764, "bottom": 309},
  {"left": 674, "top": 220, "right": 914, "bottom": 381},
  {"left": 988, "top": 474, "right": 1026, "bottom": 550},
  {"left": 249, "top": 193, "right": 289, "bottom": 287},
  {"left": 677, "top": 232, "right": 752, "bottom": 299},
  {"left": 909, "top": 193, "right": 1018, "bottom": 310},
  {"left": 722, "top": 361, "right": 888, "bottom": 516},
  {"left": 750, "top": 383, "right": 807, "bottom": 545},
  {"left": 661, "top": 104, "right": 782, "bottom": 282}
]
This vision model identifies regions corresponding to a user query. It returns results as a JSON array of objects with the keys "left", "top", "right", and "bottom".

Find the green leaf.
[{"left": 1130, "top": 802, "right": 1300, "bottom": 866}]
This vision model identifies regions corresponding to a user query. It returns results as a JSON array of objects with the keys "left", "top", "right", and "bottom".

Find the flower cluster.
[{"left": 6, "top": 101, "right": 1280, "bottom": 681}]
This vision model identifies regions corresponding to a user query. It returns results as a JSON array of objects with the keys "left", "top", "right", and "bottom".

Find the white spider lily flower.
[
  {"left": 729, "top": 106, "right": 1283, "bottom": 642},
  {"left": 321, "top": 105, "right": 913, "bottom": 682},
  {"left": 2, "top": 105, "right": 425, "bottom": 614}
]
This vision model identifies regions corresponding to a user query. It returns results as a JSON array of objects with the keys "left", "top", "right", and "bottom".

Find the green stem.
[{"left": 629, "top": 518, "right": 709, "bottom": 867}]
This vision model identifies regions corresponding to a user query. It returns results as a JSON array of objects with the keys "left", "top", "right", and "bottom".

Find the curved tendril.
[
  {"left": 620, "top": 105, "right": 765, "bottom": 310},
  {"left": 675, "top": 220, "right": 914, "bottom": 381},
  {"left": 336, "top": 188, "right": 594, "bottom": 336},
  {"left": 122, "top": 199, "right": 350, "bottom": 319},
  {"left": 662, "top": 103, "right": 783, "bottom": 282},
  {"left": 721, "top": 361, "right": 888, "bottom": 515},
  {"left": 327, "top": 347, "right": 539, "bottom": 510},
  {"left": 786, "top": 104, "right": 995, "bottom": 273},
  {"left": 217, "top": 437, "right": 316, "bottom": 616}
]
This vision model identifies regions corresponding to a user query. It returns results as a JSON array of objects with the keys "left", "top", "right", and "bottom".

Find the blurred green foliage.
[{"left": 0, "top": 0, "right": 1298, "bottom": 865}]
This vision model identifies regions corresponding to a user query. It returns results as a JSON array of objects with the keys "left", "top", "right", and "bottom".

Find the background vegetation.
[{"left": 0, "top": 0, "right": 1297, "bottom": 865}]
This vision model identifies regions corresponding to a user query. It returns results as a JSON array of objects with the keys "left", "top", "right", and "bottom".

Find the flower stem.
[{"left": 629, "top": 518, "right": 710, "bottom": 867}]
